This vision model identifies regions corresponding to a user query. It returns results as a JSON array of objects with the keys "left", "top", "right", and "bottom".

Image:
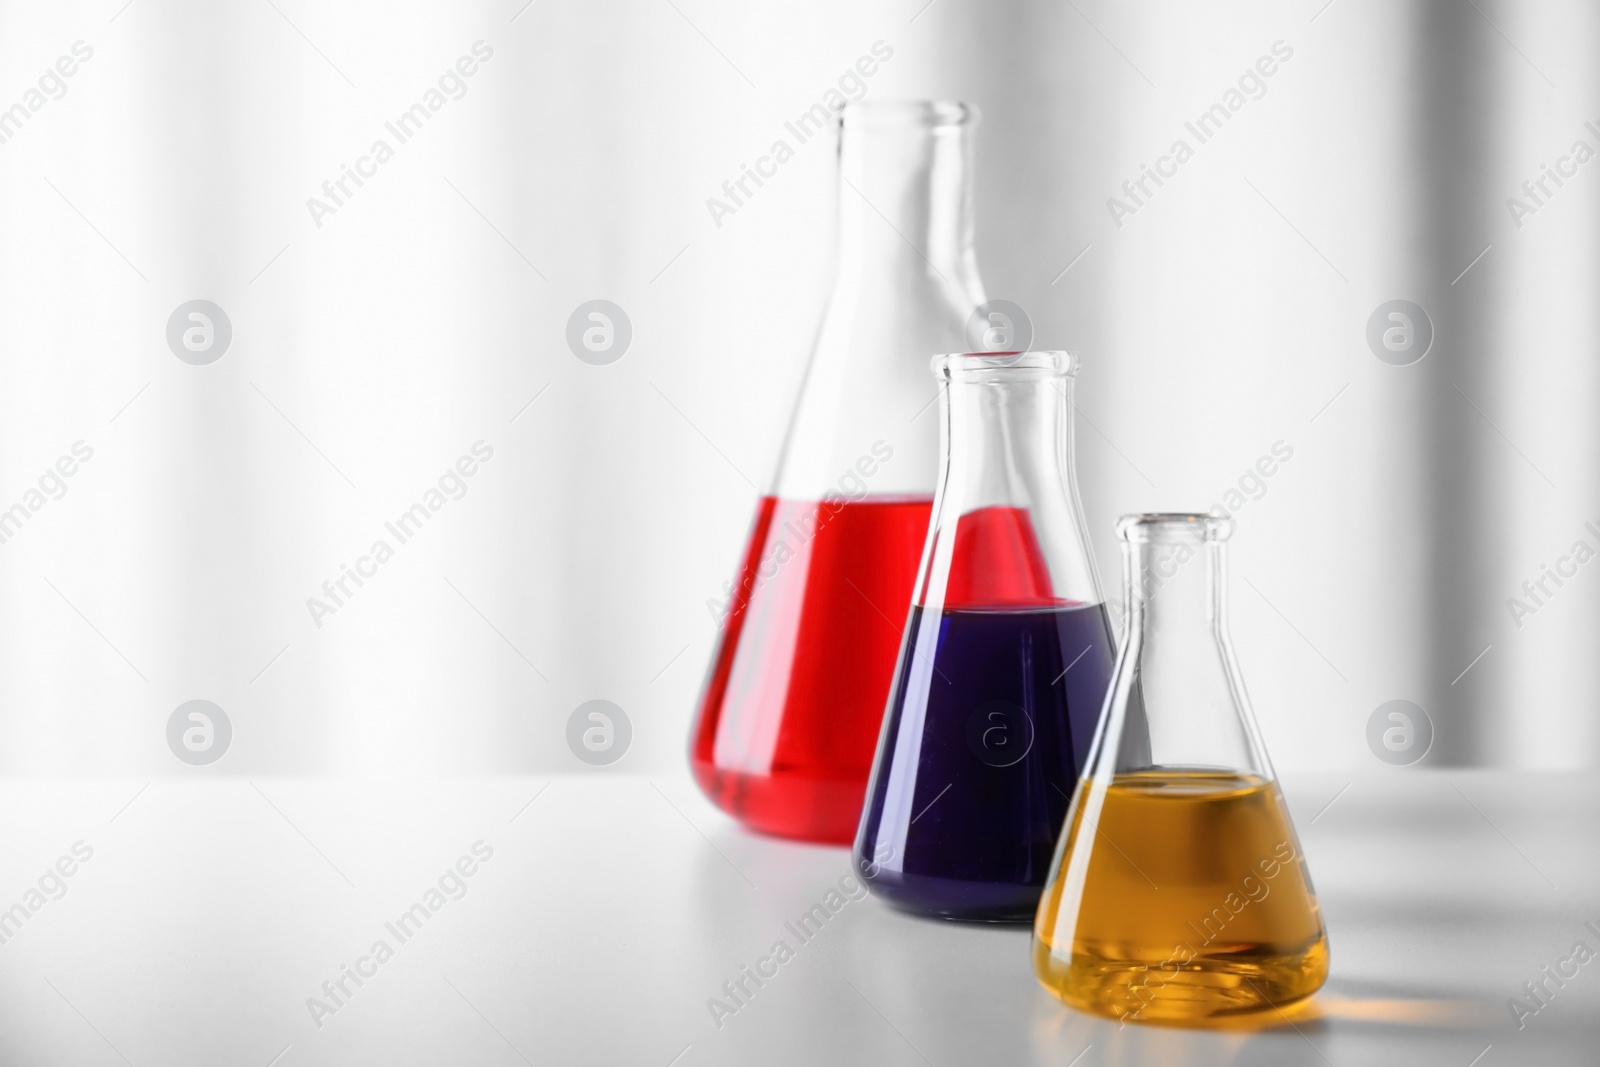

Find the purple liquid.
[{"left": 853, "top": 603, "right": 1117, "bottom": 921}]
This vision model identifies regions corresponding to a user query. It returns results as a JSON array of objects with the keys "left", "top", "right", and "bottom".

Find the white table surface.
[{"left": 0, "top": 771, "right": 1595, "bottom": 1066}]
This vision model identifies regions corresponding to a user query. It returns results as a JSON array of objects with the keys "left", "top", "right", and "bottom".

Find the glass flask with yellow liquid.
[{"left": 1033, "top": 513, "right": 1328, "bottom": 1025}]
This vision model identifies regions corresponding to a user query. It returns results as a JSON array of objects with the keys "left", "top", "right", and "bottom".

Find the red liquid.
[
  {"left": 937, "top": 504, "right": 1067, "bottom": 609},
  {"left": 691, "top": 495, "right": 933, "bottom": 843}
]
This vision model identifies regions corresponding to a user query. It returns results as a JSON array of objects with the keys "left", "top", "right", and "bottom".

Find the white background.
[{"left": 1, "top": 0, "right": 1596, "bottom": 776}]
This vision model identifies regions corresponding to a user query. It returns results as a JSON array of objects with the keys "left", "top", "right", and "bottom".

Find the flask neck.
[
  {"left": 834, "top": 108, "right": 982, "bottom": 303},
  {"left": 1121, "top": 532, "right": 1222, "bottom": 642},
  {"left": 1108, "top": 515, "right": 1274, "bottom": 781},
  {"left": 916, "top": 353, "right": 1102, "bottom": 611},
  {"left": 765, "top": 103, "right": 982, "bottom": 502}
]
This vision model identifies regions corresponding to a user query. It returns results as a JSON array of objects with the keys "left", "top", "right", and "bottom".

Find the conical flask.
[
  {"left": 854, "top": 351, "right": 1117, "bottom": 921},
  {"left": 690, "top": 102, "right": 987, "bottom": 843},
  {"left": 1034, "top": 514, "right": 1329, "bottom": 1024}
]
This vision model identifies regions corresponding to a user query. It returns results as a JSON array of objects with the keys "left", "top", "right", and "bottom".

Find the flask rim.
[
  {"left": 931, "top": 349, "right": 1077, "bottom": 382},
  {"left": 840, "top": 100, "right": 978, "bottom": 130},
  {"left": 1117, "top": 512, "right": 1234, "bottom": 543}
]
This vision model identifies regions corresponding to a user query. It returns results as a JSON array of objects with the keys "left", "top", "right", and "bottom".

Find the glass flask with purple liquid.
[{"left": 854, "top": 350, "right": 1116, "bottom": 922}]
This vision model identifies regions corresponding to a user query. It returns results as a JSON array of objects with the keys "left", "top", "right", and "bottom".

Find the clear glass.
[
  {"left": 690, "top": 101, "right": 987, "bottom": 843},
  {"left": 854, "top": 351, "right": 1117, "bottom": 921},
  {"left": 1033, "top": 514, "right": 1330, "bottom": 1023}
]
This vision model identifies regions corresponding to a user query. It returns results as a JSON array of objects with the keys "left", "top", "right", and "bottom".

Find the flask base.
[
  {"left": 1033, "top": 935, "right": 1329, "bottom": 1024},
  {"left": 1031, "top": 771, "right": 1329, "bottom": 1023},
  {"left": 862, "top": 870, "right": 1042, "bottom": 923},
  {"left": 690, "top": 761, "right": 864, "bottom": 845}
]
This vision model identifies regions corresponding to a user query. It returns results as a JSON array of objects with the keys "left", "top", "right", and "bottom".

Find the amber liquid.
[{"left": 1033, "top": 771, "right": 1328, "bottom": 1024}]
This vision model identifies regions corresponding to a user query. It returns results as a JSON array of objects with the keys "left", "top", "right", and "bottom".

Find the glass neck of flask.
[
  {"left": 917, "top": 352, "right": 1102, "bottom": 610},
  {"left": 1113, "top": 514, "right": 1272, "bottom": 780},
  {"left": 1122, "top": 525, "right": 1221, "bottom": 643},
  {"left": 834, "top": 103, "right": 982, "bottom": 305}
]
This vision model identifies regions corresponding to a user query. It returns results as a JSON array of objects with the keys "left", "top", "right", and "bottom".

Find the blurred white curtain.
[{"left": 0, "top": 0, "right": 1593, "bottom": 774}]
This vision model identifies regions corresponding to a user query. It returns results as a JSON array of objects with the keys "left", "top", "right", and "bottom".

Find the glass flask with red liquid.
[
  {"left": 690, "top": 101, "right": 988, "bottom": 843},
  {"left": 855, "top": 351, "right": 1117, "bottom": 921}
]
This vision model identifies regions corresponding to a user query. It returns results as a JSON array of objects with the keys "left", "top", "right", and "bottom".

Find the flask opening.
[
  {"left": 840, "top": 100, "right": 978, "bottom": 130},
  {"left": 1117, "top": 512, "right": 1233, "bottom": 544},
  {"left": 934, "top": 349, "right": 1078, "bottom": 383}
]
